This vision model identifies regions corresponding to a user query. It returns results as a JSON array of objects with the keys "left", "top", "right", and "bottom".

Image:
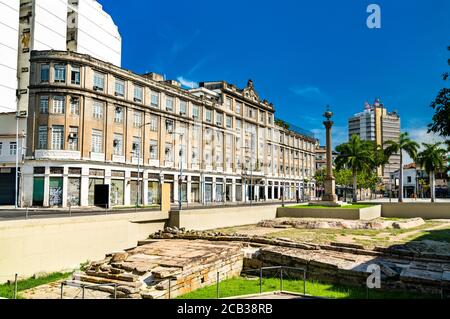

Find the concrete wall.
[
  {"left": 277, "top": 205, "right": 381, "bottom": 221},
  {"left": 169, "top": 205, "right": 278, "bottom": 231},
  {"left": 0, "top": 211, "right": 167, "bottom": 283},
  {"left": 381, "top": 203, "right": 450, "bottom": 219}
]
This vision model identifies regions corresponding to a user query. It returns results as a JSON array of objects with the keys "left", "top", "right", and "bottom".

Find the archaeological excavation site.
[{"left": 20, "top": 215, "right": 450, "bottom": 300}]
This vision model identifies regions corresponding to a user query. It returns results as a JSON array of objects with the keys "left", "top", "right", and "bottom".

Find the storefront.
[
  {"left": 49, "top": 167, "right": 64, "bottom": 207},
  {"left": 216, "top": 178, "right": 224, "bottom": 202},
  {"left": 147, "top": 173, "right": 160, "bottom": 205},
  {"left": 130, "top": 171, "right": 143, "bottom": 206},
  {"left": 190, "top": 176, "right": 200, "bottom": 203},
  {"left": 67, "top": 168, "right": 82, "bottom": 207},
  {"left": 111, "top": 170, "right": 125, "bottom": 207},
  {"left": 235, "top": 179, "right": 242, "bottom": 202},
  {"left": 88, "top": 169, "right": 105, "bottom": 206},
  {"left": 204, "top": 177, "right": 213, "bottom": 203}
]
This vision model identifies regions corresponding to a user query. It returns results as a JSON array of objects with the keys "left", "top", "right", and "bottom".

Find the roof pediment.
[{"left": 242, "top": 79, "right": 260, "bottom": 102}]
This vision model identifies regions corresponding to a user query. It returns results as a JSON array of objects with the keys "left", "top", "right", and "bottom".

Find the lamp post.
[
  {"left": 171, "top": 130, "right": 185, "bottom": 211},
  {"left": 136, "top": 121, "right": 155, "bottom": 208},
  {"left": 15, "top": 111, "right": 27, "bottom": 209}
]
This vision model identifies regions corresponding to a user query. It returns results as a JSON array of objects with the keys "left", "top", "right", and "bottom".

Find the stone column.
[
  {"left": 187, "top": 175, "right": 192, "bottom": 204},
  {"left": 322, "top": 108, "right": 338, "bottom": 203}
]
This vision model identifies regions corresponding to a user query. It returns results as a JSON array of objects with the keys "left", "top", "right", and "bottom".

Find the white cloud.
[
  {"left": 290, "top": 86, "right": 321, "bottom": 97},
  {"left": 177, "top": 76, "right": 199, "bottom": 89},
  {"left": 403, "top": 127, "right": 446, "bottom": 164}
]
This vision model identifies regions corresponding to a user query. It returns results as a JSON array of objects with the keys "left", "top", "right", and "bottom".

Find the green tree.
[
  {"left": 335, "top": 169, "right": 352, "bottom": 202},
  {"left": 428, "top": 46, "right": 450, "bottom": 138},
  {"left": 416, "top": 142, "right": 447, "bottom": 202},
  {"left": 335, "top": 135, "right": 374, "bottom": 203},
  {"left": 384, "top": 132, "right": 420, "bottom": 202},
  {"left": 314, "top": 168, "right": 326, "bottom": 197}
]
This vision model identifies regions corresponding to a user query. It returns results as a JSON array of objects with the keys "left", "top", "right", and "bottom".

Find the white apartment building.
[{"left": 0, "top": 0, "right": 121, "bottom": 205}]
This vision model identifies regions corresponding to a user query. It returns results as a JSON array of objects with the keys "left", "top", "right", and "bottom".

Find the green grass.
[
  {"left": 288, "top": 204, "right": 376, "bottom": 209},
  {"left": 177, "top": 276, "right": 438, "bottom": 299},
  {"left": 0, "top": 272, "right": 71, "bottom": 299}
]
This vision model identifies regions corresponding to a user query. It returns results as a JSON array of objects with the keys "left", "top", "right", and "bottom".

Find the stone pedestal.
[{"left": 322, "top": 177, "right": 337, "bottom": 202}]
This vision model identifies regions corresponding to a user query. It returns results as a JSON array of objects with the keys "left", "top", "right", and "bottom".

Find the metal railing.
[{"left": 60, "top": 281, "right": 118, "bottom": 299}]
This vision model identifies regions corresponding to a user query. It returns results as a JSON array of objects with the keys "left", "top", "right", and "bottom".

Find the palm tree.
[
  {"left": 416, "top": 143, "right": 447, "bottom": 202},
  {"left": 335, "top": 135, "right": 374, "bottom": 203},
  {"left": 384, "top": 132, "right": 419, "bottom": 202}
]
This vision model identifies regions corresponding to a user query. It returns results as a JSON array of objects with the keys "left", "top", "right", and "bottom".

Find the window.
[
  {"left": 165, "top": 143, "right": 173, "bottom": 161},
  {"left": 38, "top": 126, "right": 47, "bottom": 149},
  {"left": 226, "top": 97, "right": 232, "bottom": 110},
  {"left": 134, "top": 85, "right": 143, "bottom": 102},
  {"left": 133, "top": 111, "right": 142, "bottom": 128},
  {"left": 93, "top": 72, "right": 105, "bottom": 91},
  {"left": 113, "top": 133, "right": 123, "bottom": 156},
  {"left": 51, "top": 126, "right": 64, "bottom": 150},
  {"left": 247, "top": 106, "right": 255, "bottom": 118},
  {"left": 192, "top": 147, "right": 199, "bottom": 163},
  {"left": 166, "top": 96, "right": 174, "bottom": 111},
  {"left": 236, "top": 102, "right": 242, "bottom": 114},
  {"left": 180, "top": 100, "right": 187, "bottom": 115},
  {"left": 91, "top": 130, "right": 103, "bottom": 153},
  {"left": 192, "top": 105, "right": 200, "bottom": 119},
  {"left": 216, "top": 112, "right": 223, "bottom": 126},
  {"left": 71, "top": 65, "right": 80, "bottom": 85},
  {"left": 268, "top": 114, "right": 273, "bottom": 125},
  {"left": 40, "top": 64, "right": 50, "bottom": 82},
  {"left": 165, "top": 119, "right": 174, "bottom": 133},
  {"left": 115, "top": 78, "right": 125, "bottom": 97},
  {"left": 151, "top": 91, "right": 159, "bottom": 107},
  {"left": 407, "top": 176, "right": 412, "bottom": 183},
  {"left": 70, "top": 97, "right": 79, "bottom": 115},
  {"left": 0, "top": 142, "right": 2, "bottom": 156},
  {"left": 92, "top": 101, "right": 104, "bottom": 119},
  {"left": 9, "top": 142, "right": 17, "bottom": 156},
  {"left": 149, "top": 140, "right": 158, "bottom": 159},
  {"left": 114, "top": 106, "right": 123, "bottom": 123},
  {"left": 236, "top": 119, "right": 242, "bottom": 132},
  {"left": 54, "top": 64, "right": 66, "bottom": 83},
  {"left": 150, "top": 115, "right": 158, "bottom": 132},
  {"left": 226, "top": 116, "right": 232, "bottom": 129},
  {"left": 68, "top": 127, "right": 78, "bottom": 151},
  {"left": 40, "top": 96, "right": 49, "bottom": 114},
  {"left": 259, "top": 112, "right": 265, "bottom": 123},
  {"left": 52, "top": 96, "right": 65, "bottom": 114},
  {"left": 205, "top": 109, "right": 212, "bottom": 123}
]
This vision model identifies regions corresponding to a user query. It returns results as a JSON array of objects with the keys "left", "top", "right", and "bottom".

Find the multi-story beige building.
[
  {"left": 348, "top": 99, "right": 401, "bottom": 184},
  {"left": 21, "top": 50, "right": 316, "bottom": 208}
]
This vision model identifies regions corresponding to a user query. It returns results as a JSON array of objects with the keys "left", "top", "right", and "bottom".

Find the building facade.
[
  {"left": 20, "top": 50, "right": 317, "bottom": 208},
  {"left": 390, "top": 163, "right": 449, "bottom": 199},
  {"left": 348, "top": 99, "right": 401, "bottom": 184},
  {"left": 0, "top": 0, "right": 121, "bottom": 205}
]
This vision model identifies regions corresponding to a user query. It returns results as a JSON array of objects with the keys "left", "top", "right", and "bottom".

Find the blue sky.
[{"left": 100, "top": 0, "right": 449, "bottom": 149}]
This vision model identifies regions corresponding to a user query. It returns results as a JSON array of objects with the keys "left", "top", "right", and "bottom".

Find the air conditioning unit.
[
  {"left": 132, "top": 143, "right": 139, "bottom": 151},
  {"left": 113, "top": 139, "right": 119, "bottom": 147},
  {"left": 93, "top": 86, "right": 102, "bottom": 91},
  {"left": 115, "top": 106, "right": 122, "bottom": 113},
  {"left": 134, "top": 98, "right": 142, "bottom": 103},
  {"left": 68, "top": 133, "right": 78, "bottom": 140}
]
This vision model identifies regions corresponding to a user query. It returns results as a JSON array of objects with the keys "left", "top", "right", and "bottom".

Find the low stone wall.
[
  {"left": 169, "top": 205, "right": 278, "bottom": 231},
  {"left": 381, "top": 203, "right": 450, "bottom": 219},
  {"left": 0, "top": 211, "right": 168, "bottom": 284},
  {"left": 277, "top": 205, "right": 381, "bottom": 221}
]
